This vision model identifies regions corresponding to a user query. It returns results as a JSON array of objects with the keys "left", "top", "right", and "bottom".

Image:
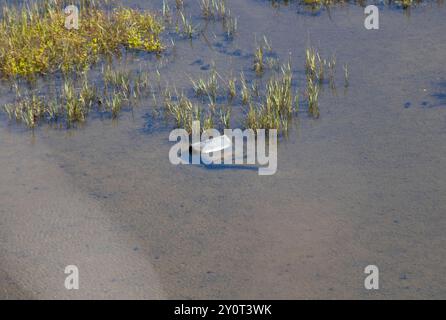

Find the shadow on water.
[
  {"left": 404, "top": 80, "right": 446, "bottom": 109},
  {"left": 200, "top": 163, "right": 260, "bottom": 172},
  {"left": 424, "top": 80, "right": 446, "bottom": 108},
  {"left": 430, "top": 93, "right": 446, "bottom": 107}
]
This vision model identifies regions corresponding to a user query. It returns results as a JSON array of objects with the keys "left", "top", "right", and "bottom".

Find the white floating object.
[{"left": 191, "top": 135, "right": 232, "bottom": 154}]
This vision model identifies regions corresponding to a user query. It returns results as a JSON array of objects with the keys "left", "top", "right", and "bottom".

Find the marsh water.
[{"left": 0, "top": 0, "right": 445, "bottom": 298}]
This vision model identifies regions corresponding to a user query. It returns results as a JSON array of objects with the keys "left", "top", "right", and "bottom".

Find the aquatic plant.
[
  {"left": 164, "top": 90, "right": 196, "bottom": 132},
  {"left": 3, "top": 79, "right": 95, "bottom": 128},
  {"left": 179, "top": 12, "right": 197, "bottom": 39},
  {"left": 64, "top": 79, "right": 89, "bottom": 123},
  {"left": 80, "top": 77, "right": 97, "bottom": 109},
  {"left": 254, "top": 45, "right": 265, "bottom": 76},
  {"left": 316, "top": 53, "right": 327, "bottom": 84},
  {"left": 328, "top": 55, "right": 336, "bottom": 90},
  {"left": 3, "top": 94, "right": 45, "bottom": 128},
  {"left": 306, "top": 47, "right": 337, "bottom": 90},
  {"left": 219, "top": 106, "right": 231, "bottom": 129},
  {"left": 305, "top": 47, "right": 317, "bottom": 81},
  {"left": 228, "top": 77, "right": 237, "bottom": 101},
  {"left": 245, "top": 62, "right": 294, "bottom": 134},
  {"left": 162, "top": 0, "right": 172, "bottom": 21},
  {"left": 107, "top": 91, "right": 123, "bottom": 119},
  {"left": 294, "top": 89, "right": 300, "bottom": 113},
  {"left": 270, "top": 0, "right": 418, "bottom": 10},
  {"left": 190, "top": 66, "right": 220, "bottom": 103},
  {"left": 175, "top": 0, "right": 185, "bottom": 10},
  {"left": 245, "top": 103, "right": 259, "bottom": 131},
  {"left": 133, "top": 72, "right": 150, "bottom": 98},
  {"left": 200, "top": 0, "right": 227, "bottom": 20},
  {"left": 266, "top": 57, "right": 280, "bottom": 71},
  {"left": 203, "top": 112, "right": 215, "bottom": 131},
  {"left": 400, "top": 0, "right": 414, "bottom": 8},
  {"left": 2, "top": 64, "right": 156, "bottom": 128},
  {"left": 253, "top": 36, "right": 277, "bottom": 75},
  {"left": 0, "top": 0, "right": 164, "bottom": 78},
  {"left": 268, "top": 62, "right": 293, "bottom": 117},
  {"left": 240, "top": 73, "right": 251, "bottom": 105},
  {"left": 103, "top": 66, "right": 132, "bottom": 99},
  {"left": 343, "top": 63, "right": 349, "bottom": 88},
  {"left": 252, "top": 80, "right": 260, "bottom": 98},
  {"left": 222, "top": 12, "right": 238, "bottom": 39},
  {"left": 307, "top": 77, "right": 320, "bottom": 118}
]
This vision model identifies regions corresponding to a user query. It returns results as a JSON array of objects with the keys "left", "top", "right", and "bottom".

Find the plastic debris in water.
[{"left": 191, "top": 135, "right": 232, "bottom": 154}]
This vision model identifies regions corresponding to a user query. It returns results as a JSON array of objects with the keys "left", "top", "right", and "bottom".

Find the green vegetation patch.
[{"left": 0, "top": 0, "right": 164, "bottom": 78}]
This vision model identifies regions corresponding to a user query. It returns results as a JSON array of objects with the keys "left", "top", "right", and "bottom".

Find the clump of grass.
[
  {"left": 254, "top": 45, "right": 264, "bottom": 76},
  {"left": 266, "top": 57, "right": 280, "bottom": 71},
  {"left": 164, "top": 83, "right": 236, "bottom": 133},
  {"left": 190, "top": 65, "right": 220, "bottom": 103},
  {"left": 200, "top": 0, "right": 236, "bottom": 39},
  {"left": 191, "top": 78, "right": 208, "bottom": 97},
  {"left": 162, "top": 0, "right": 172, "bottom": 22},
  {"left": 252, "top": 80, "right": 260, "bottom": 97},
  {"left": 328, "top": 55, "right": 336, "bottom": 90},
  {"left": 102, "top": 64, "right": 152, "bottom": 103},
  {"left": 305, "top": 47, "right": 339, "bottom": 111},
  {"left": 219, "top": 106, "right": 231, "bottom": 128},
  {"left": 179, "top": 12, "right": 197, "bottom": 39},
  {"left": 107, "top": 91, "right": 123, "bottom": 119},
  {"left": 269, "top": 0, "right": 417, "bottom": 15},
  {"left": 402, "top": 0, "right": 413, "bottom": 8},
  {"left": 228, "top": 77, "right": 237, "bottom": 101},
  {"left": 245, "top": 103, "right": 259, "bottom": 131},
  {"left": 305, "top": 47, "right": 317, "bottom": 81},
  {"left": 294, "top": 89, "right": 300, "bottom": 113},
  {"left": 103, "top": 66, "right": 131, "bottom": 98},
  {"left": 253, "top": 36, "right": 277, "bottom": 75},
  {"left": 80, "top": 76, "right": 98, "bottom": 109},
  {"left": 200, "top": 0, "right": 227, "bottom": 20},
  {"left": 316, "top": 53, "right": 327, "bottom": 84},
  {"left": 245, "top": 62, "right": 294, "bottom": 134},
  {"left": 343, "top": 63, "right": 349, "bottom": 88},
  {"left": 3, "top": 77, "right": 97, "bottom": 128},
  {"left": 200, "top": 0, "right": 214, "bottom": 18},
  {"left": 0, "top": 1, "right": 164, "bottom": 78},
  {"left": 2, "top": 65, "right": 155, "bottom": 128},
  {"left": 306, "top": 47, "right": 334, "bottom": 85},
  {"left": 307, "top": 77, "right": 320, "bottom": 118},
  {"left": 64, "top": 79, "right": 89, "bottom": 123},
  {"left": 132, "top": 71, "right": 149, "bottom": 98},
  {"left": 222, "top": 12, "right": 237, "bottom": 40},
  {"left": 240, "top": 73, "right": 251, "bottom": 105},
  {"left": 266, "top": 62, "right": 293, "bottom": 118},
  {"left": 165, "top": 90, "right": 195, "bottom": 133},
  {"left": 4, "top": 94, "right": 46, "bottom": 128},
  {"left": 203, "top": 112, "right": 215, "bottom": 131}
]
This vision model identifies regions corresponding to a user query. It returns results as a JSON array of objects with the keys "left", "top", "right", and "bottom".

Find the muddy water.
[{"left": 1, "top": 0, "right": 445, "bottom": 298}]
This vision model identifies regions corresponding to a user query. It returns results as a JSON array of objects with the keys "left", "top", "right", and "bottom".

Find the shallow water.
[{"left": 0, "top": 0, "right": 445, "bottom": 298}]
